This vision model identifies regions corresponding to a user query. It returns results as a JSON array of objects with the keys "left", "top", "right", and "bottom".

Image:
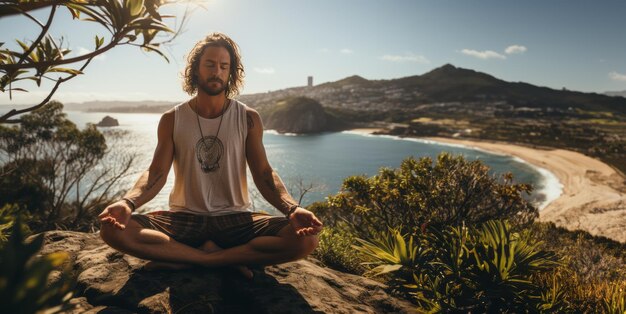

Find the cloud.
[
  {"left": 609, "top": 71, "right": 626, "bottom": 82},
  {"left": 505, "top": 45, "right": 527, "bottom": 54},
  {"left": 380, "top": 53, "right": 430, "bottom": 64},
  {"left": 317, "top": 48, "right": 330, "bottom": 54},
  {"left": 254, "top": 67, "right": 276, "bottom": 74},
  {"left": 340, "top": 48, "right": 353, "bottom": 54},
  {"left": 76, "top": 47, "right": 106, "bottom": 60},
  {"left": 461, "top": 49, "right": 506, "bottom": 60}
]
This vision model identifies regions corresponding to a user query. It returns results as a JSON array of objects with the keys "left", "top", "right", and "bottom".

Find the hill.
[
  {"left": 260, "top": 96, "right": 347, "bottom": 133},
  {"left": 605, "top": 90, "right": 626, "bottom": 98},
  {"left": 240, "top": 64, "right": 626, "bottom": 115},
  {"left": 65, "top": 100, "right": 176, "bottom": 113}
]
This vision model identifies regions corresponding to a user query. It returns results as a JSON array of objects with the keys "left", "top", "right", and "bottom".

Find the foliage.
[
  {"left": 353, "top": 227, "right": 430, "bottom": 280},
  {"left": 313, "top": 224, "right": 364, "bottom": 274},
  {"left": 529, "top": 222, "right": 626, "bottom": 312},
  {"left": 0, "top": 0, "right": 198, "bottom": 123},
  {"left": 0, "top": 217, "right": 75, "bottom": 314},
  {"left": 309, "top": 155, "right": 624, "bottom": 312},
  {"left": 314, "top": 153, "right": 536, "bottom": 240},
  {"left": 0, "top": 101, "right": 135, "bottom": 232},
  {"left": 603, "top": 283, "right": 626, "bottom": 314},
  {"left": 0, "top": 203, "right": 31, "bottom": 243},
  {"left": 353, "top": 220, "right": 562, "bottom": 312}
]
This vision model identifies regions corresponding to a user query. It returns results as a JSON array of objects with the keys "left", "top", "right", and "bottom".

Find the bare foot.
[
  {"left": 142, "top": 241, "right": 254, "bottom": 280},
  {"left": 200, "top": 241, "right": 254, "bottom": 280}
]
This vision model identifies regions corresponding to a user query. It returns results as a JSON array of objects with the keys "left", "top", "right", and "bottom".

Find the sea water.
[{"left": 45, "top": 111, "right": 563, "bottom": 215}]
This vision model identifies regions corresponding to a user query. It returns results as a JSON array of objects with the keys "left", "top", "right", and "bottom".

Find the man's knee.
[
  {"left": 293, "top": 235, "right": 318, "bottom": 259},
  {"left": 100, "top": 223, "right": 128, "bottom": 250}
]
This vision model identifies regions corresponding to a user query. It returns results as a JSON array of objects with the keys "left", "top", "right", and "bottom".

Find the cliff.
[{"left": 38, "top": 231, "right": 414, "bottom": 313}]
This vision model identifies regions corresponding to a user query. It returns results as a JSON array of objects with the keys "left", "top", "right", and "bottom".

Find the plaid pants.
[{"left": 131, "top": 211, "right": 290, "bottom": 248}]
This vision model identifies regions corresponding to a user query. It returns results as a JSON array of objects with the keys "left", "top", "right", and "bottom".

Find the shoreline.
[{"left": 347, "top": 129, "right": 626, "bottom": 243}]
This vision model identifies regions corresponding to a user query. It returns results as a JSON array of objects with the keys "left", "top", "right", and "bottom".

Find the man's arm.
[
  {"left": 245, "top": 108, "right": 322, "bottom": 235},
  {"left": 123, "top": 108, "right": 175, "bottom": 208},
  {"left": 99, "top": 109, "right": 175, "bottom": 229}
]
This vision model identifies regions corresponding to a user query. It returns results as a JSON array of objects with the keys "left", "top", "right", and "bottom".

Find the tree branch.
[
  {"left": 0, "top": 32, "right": 120, "bottom": 72},
  {"left": 0, "top": 39, "right": 105, "bottom": 123},
  {"left": 16, "top": 5, "right": 57, "bottom": 66}
]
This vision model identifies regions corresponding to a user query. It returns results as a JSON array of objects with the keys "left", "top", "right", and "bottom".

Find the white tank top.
[{"left": 169, "top": 99, "right": 251, "bottom": 215}]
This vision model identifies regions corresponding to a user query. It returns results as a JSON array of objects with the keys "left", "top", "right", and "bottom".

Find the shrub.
[
  {"left": 0, "top": 204, "right": 31, "bottom": 243},
  {"left": 313, "top": 224, "right": 365, "bottom": 274},
  {"left": 0, "top": 101, "right": 135, "bottom": 232},
  {"left": 314, "top": 153, "right": 536, "bottom": 240},
  {"left": 354, "top": 220, "right": 562, "bottom": 312},
  {"left": 529, "top": 222, "right": 626, "bottom": 312},
  {"left": 0, "top": 217, "right": 75, "bottom": 313}
]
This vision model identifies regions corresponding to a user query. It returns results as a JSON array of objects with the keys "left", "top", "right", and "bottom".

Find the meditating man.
[{"left": 99, "top": 32, "right": 323, "bottom": 278}]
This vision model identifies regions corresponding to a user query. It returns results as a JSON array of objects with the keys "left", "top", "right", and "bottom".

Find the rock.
[
  {"left": 262, "top": 97, "right": 345, "bottom": 134},
  {"left": 39, "top": 231, "right": 415, "bottom": 313},
  {"left": 96, "top": 116, "right": 119, "bottom": 127}
]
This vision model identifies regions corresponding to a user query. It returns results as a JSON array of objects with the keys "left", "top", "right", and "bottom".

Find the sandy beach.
[{"left": 348, "top": 129, "right": 626, "bottom": 243}]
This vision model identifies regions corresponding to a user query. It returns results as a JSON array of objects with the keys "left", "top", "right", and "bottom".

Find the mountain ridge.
[{"left": 240, "top": 64, "right": 626, "bottom": 115}]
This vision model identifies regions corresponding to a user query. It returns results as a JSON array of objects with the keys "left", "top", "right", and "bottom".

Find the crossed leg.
[
  {"left": 143, "top": 241, "right": 255, "bottom": 279},
  {"left": 100, "top": 218, "right": 318, "bottom": 274}
]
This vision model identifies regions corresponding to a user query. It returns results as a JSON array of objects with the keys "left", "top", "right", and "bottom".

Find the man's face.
[{"left": 196, "top": 45, "right": 231, "bottom": 96}]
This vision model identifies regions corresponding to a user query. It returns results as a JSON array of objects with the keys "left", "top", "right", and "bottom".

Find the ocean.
[{"left": 59, "top": 111, "right": 561, "bottom": 215}]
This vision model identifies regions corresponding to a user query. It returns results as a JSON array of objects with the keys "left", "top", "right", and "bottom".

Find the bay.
[{"left": 66, "top": 110, "right": 561, "bottom": 216}]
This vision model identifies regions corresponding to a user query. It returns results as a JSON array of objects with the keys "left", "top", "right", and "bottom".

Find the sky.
[{"left": 2, "top": 0, "right": 626, "bottom": 105}]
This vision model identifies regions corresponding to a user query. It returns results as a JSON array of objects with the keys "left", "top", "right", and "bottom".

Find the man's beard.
[{"left": 199, "top": 78, "right": 227, "bottom": 96}]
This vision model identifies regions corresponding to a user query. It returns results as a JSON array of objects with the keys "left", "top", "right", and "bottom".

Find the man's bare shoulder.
[
  {"left": 245, "top": 106, "right": 262, "bottom": 131},
  {"left": 157, "top": 107, "right": 176, "bottom": 133}
]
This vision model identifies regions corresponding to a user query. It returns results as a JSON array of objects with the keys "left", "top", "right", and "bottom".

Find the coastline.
[{"left": 347, "top": 129, "right": 626, "bottom": 243}]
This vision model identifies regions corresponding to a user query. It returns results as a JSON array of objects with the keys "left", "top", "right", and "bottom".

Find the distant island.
[{"left": 95, "top": 115, "right": 119, "bottom": 127}]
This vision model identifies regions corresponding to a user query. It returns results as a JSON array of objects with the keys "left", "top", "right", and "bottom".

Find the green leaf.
[
  {"left": 7, "top": 87, "right": 28, "bottom": 93},
  {"left": 128, "top": 0, "right": 145, "bottom": 17},
  {"left": 15, "top": 39, "right": 30, "bottom": 52},
  {"left": 141, "top": 44, "right": 169, "bottom": 62},
  {"left": 94, "top": 35, "right": 104, "bottom": 49},
  {"left": 47, "top": 68, "right": 84, "bottom": 75},
  {"left": 366, "top": 264, "right": 402, "bottom": 277}
]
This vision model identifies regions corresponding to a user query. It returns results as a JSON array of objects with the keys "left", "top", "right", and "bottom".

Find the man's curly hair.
[{"left": 182, "top": 33, "right": 245, "bottom": 97}]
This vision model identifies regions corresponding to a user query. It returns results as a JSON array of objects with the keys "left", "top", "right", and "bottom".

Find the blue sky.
[{"left": 2, "top": 0, "right": 626, "bottom": 105}]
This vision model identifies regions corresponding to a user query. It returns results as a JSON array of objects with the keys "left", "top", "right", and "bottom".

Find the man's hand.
[
  {"left": 289, "top": 207, "right": 323, "bottom": 236},
  {"left": 99, "top": 201, "right": 132, "bottom": 230}
]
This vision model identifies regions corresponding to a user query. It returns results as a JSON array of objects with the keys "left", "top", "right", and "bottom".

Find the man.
[{"left": 99, "top": 33, "right": 322, "bottom": 278}]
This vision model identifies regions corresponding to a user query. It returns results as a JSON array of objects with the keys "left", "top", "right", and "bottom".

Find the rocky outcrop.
[
  {"left": 262, "top": 97, "right": 345, "bottom": 134},
  {"left": 96, "top": 115, "right": 119, "bottom": 127},
  {"left": 39, "top": 231, "right": 414, "bottom": 313}
]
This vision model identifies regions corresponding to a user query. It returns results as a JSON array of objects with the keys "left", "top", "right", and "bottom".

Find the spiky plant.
[{"left": 0, "top": 217, "right": 75, "bottom": 314}]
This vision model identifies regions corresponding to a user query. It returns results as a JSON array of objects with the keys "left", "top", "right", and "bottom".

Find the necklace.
[{"left": 194, "top": 97, "right": 228, "bottom": 172}]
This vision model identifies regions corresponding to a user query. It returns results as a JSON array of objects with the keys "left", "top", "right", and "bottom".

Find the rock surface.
[
  {"left": 39, "top": 231, "right": 415, "bottom": 313},
  {"left": 96, "top": 115, "right": 119, "bottom": 127}
]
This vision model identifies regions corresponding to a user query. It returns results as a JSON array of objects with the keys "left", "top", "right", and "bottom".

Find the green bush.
[
  {"left": 313, "top": 224, "right": 365, "bottom": 274},
  {"left": 314, "top": 153, "right": 536, "bottom": 241},
  {"left": 603, "top": 283, "right": 625, "bottom": 314},
  {"left": 0, "top": 101, "right": 134, "bottom": 232},
  {"left": 354, "top": 220, "right": 562, "bottom": 312},
  {"left": 529, "top": 222, "right": 626, "bottom": 312}
]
